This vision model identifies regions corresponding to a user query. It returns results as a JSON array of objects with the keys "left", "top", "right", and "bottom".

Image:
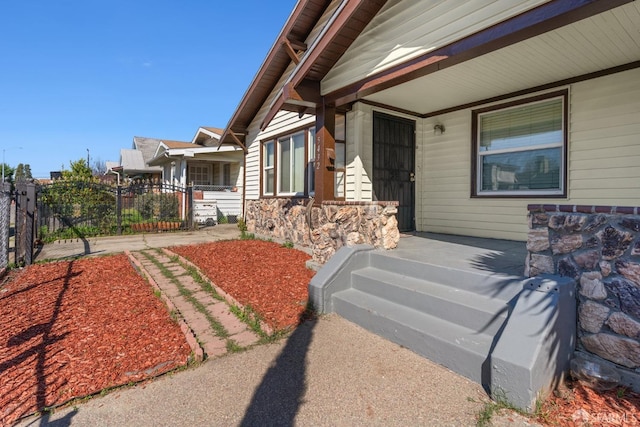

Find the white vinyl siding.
[
  {"left": 568, "top": 68, "right": 640, "bottom": 203},
  {"left": 322, "top": 0, "right": 551, "bottom": 95},
  {"left": 416, "top": 68, "right": 640, "bottom": 241}
]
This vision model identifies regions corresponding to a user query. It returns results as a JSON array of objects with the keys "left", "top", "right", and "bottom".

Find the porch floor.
[{"left": 389, "top": 232, "right": 527, "bottom": 278}]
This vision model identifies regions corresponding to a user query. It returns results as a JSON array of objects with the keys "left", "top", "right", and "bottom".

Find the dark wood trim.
[
  {"left": 314, "top": 103, "right": 336, "bottom": 205},
  {"left": 282, "top": 39, "right": 301, "bottom": 65},
  {"left": 470, "top": 90, "right": 569, "bottom": 198},
  {"left": 359, "top": 99, "right": 422, "bottom": 118},
  {"left": 286, "top": 37, "right": 307, "bottom": 52},
  {"left": 326, "top": 0, "right": 633, "bottom": 108},
  {"left": 261, "top": 0, "right": 388, "bottom": 131},
  {"left": 228, "top": 131, "right": 247, "bottom": 153},
  {"left": 424, "top": 61, "right": 640, "bottom": 118}
]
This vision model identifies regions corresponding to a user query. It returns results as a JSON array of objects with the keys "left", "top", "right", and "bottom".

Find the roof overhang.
[
  {"left": 218, "top": 0, "right": 331, "bottom": 148},
  {"left": 147, "top": 145, "right": 244, "bottom": 166},
  {"left": 323, "top": 0, "right": 636, "bottom": 114}
]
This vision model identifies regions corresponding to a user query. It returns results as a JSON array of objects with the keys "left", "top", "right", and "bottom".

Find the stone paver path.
[{"left": 128, "top": 249, "right": 261, "bottom": 360}]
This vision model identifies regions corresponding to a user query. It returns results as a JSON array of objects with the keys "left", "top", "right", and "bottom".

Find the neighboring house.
[
  {"left": 217, "top": 0, "right": 640, "bottom": 409},
  {"left": 147, "top": 127, "right": 244, "bottom": 222},
  {"left": 106, "top": 137, "right": 164, "bottom": 181}
]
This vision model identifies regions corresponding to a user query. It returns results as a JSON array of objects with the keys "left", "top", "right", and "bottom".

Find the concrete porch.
[
  {"left": 393, "top": 232, "right": 527, "bottom": 277},
  {"left": 309, "top": 233, "right": 576, "bottom": 410}
]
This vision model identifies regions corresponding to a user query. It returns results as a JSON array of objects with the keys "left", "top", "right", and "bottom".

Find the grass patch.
[
  {"left": 474, "top": 391, "right": 533, "bottom": 427},
  {"left": 140, "top": 250, "right": 229, "bottom": 339}
]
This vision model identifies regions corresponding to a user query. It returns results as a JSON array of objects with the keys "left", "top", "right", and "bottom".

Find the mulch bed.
[
  {"left": 0, "top": 254, "right": 191, "bottom": 426},
  {"left": 170, "top": 239, "right": 315, "bottom": 330},
  {"left": 537, "top": 379, "right": 640, "bottom": 426}
]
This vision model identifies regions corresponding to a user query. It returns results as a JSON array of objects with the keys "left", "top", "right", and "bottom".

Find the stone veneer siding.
[
  {"left": 244, "top": 198, "right": 400, "bottom": 264},
  {"left": 526, "top": 204, "right": 640, "bottom": 383}
]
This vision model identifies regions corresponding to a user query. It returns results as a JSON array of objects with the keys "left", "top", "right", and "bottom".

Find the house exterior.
[
  {"left": 147, "top": 128, "right": 244, "bottom": 222},
  {"left": 219, "top": 0, "right": 639, "bottom": 257},
  {"left": 217, "top": 0, "right": 640, "bottom": 405}
]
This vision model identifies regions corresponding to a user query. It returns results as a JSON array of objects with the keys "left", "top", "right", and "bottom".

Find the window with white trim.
[
  {"left": 188, "top": 163, "right": 211, "bottom": 186},
  {"left": 263, "top": 141, "right": 275, "bottom": 195},
  {"left": 473, "top": 91, "right": 566, "bottom": 197}
]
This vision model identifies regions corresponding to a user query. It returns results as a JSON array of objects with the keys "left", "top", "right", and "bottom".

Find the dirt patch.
[
  {"left": 170, "top": 239, "right": 315, "bottom": 330},
  {"left": 0, "top": 255, "right": 191, "bottom": 426}
]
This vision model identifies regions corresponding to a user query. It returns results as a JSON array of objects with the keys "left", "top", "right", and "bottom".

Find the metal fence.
[{"left": 36, "top": 179, "right": 194, "bottom": 243}]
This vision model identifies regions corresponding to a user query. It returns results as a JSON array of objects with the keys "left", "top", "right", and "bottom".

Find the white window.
[
  {"left": 188, "top": 164, "right": 211, "bottom": 186},
  {"left": 262, "top": 127, "right": 316, "bottom": 197},
  {"left": 263, "top": 141, "right": 274, "bottom": 195},
  {"left": 473, "top": 92, "right": 566, "bottom": 197}
]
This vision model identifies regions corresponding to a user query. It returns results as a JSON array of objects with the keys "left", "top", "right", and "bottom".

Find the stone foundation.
[
  {"left": 244, "top": 198, "right": 400, "bottom": 264},
  {"left": 526, "top": 204, "right": 640, "bottom": 389}
]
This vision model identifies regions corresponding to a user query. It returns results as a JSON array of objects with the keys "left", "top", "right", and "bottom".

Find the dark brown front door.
[{"left": 373, "top": 112, "right": 416, "bottom": 232}]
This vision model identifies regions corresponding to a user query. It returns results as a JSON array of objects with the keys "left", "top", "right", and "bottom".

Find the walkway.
[{"left": 128, "top": 248, "right": 262, "bottom": 360}]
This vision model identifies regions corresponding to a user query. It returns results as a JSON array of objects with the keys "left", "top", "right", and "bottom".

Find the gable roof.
[
  {"left": 218, "top": 0, "right": 337, "bottom": 146},
  {"left": 191, "top": 127, "right": 223, "bottom": 147},
  {"left": 163, "top": 140, "right": 194, "bottom": 149},
  {"left": 132, "top": 136, "right": 163, "bottom": 171},
  {"left": 119, "top": 149, "right": 149, "bottom": 173}
]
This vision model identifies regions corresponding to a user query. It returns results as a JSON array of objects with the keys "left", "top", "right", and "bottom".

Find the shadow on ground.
[{"left": 240, "top": 319, "right": 316, "bottom": 426}]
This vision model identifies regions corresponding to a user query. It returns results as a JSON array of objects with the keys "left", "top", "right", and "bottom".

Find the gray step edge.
[{"left": 351, "top": 267, "right": 512, "bottom": 335}]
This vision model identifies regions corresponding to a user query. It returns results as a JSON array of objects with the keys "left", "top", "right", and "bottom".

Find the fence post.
[
  {"left": 187, "top": 184, "right": 194, "bottom": 230},
  {"left": 15, "top": 180, "right": 36, "bottom": 266},
  {"left": 0, "top": 182, "right": 12, "bottom": 272},
  {"left": 116, "top": 185, "right": 122, "bottom": 235}
]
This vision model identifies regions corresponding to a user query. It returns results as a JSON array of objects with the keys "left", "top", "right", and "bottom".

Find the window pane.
[
  {"left": 265, "top": 169, "right": 274, "bottom": 194},
  {"left": 481, "top": 147, "right": 561, "bottom": 191},
  {"left": 308, "top": 128, "right": 316, "bottom": 160},
  {"left": 335, "top": 141, "right": 346, "bottom": 169},
  {"left": 265, "top": 141, "right": 274, "bottom": 166},
  {"left": 279, "top": 137, "right": 291, "bottom": 192},
  {"left": 480, "top": 98, "right": 562, "bottom": 151},
  {"left": 293, "top": 132, "right": 305, "bottom": 192}
]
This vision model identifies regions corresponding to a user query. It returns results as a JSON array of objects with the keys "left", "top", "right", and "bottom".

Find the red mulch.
[
  {"left": 0, "top": 255, "right": 191, "bottom": 426},
  {"left": 537, "top": 379, "right": 640, "bottom": 426},
  {"left": 170, "top": 239, "right": 315, "bottom": 330}
]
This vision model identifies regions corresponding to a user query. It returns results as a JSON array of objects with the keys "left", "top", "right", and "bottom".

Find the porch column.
[{"left": 314, "top": 102, "right": 336, "bottom": 205}]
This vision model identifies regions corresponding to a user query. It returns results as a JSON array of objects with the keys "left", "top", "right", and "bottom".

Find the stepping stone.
[{"left": 230, "top": 330, "right": 261, "bottom": 347}]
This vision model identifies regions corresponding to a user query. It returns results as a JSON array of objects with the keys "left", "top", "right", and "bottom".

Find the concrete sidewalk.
[{"left": 34, "top": 224, "right": 241, "bottom": 261}]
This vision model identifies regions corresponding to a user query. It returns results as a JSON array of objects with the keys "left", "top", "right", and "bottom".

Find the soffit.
[{"left": 363, "top": 2, "right": 640, "bottom": 115}]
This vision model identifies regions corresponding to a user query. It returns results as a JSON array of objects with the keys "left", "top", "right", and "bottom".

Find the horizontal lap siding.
[
  {"left": 568, "top": 68, "right": 640, "bottom": 204},
  {"left": 322, "top": 0, "right": 549, "bottom": 94},
  {"left": 419, "top": 111, "right": 535, "bottom": 241},
  {"left": 416, "top": 69, "right": 640, "bottom": 241}
]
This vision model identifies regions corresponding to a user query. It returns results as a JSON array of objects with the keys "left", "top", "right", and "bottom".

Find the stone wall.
[
  {"left": 526, "top": 204, "right": 640, "bottom": 385},
  {"left": 244, "top": 198, "right": 400, "bottom": 264}
]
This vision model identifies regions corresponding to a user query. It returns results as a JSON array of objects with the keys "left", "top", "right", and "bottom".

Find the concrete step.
[
  {"left": 333, "top": 288, "right": 493, "bottom": 384},
  {"left": 351, "top": 266, "right": 511, "bottom": 336},
  {"left": 369, "top": 251, "right": 523, "bottom": 302}
]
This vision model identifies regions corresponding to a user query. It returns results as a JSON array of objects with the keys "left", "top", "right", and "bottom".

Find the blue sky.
[{"left": 0, "top": 1, "right": 297, "bottom": 178}]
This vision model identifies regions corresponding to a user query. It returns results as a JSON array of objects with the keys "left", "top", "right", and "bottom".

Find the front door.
[{"left": 373, "top": 112, "right": 416, "bottom": 232}]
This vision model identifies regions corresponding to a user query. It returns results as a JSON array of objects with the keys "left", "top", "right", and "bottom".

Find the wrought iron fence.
[{"left": 36, "top": 179, "right": 193, "bottom": 243}]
